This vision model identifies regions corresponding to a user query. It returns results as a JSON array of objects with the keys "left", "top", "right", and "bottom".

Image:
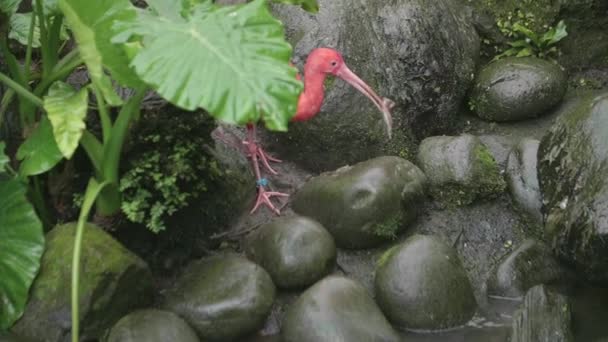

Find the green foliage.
[
  {"left": 0, "top": 163, "right": 45, "bottom": 329},
  {"left": 43, "top": 81, "right": 88, "bottom": 159},
  {"left": 120, "top": 111, "right": 221, "bottom": 233},
  {"left": 8, "top": 12, "right": 68, "bottom": 48},
  {"left": 271, "top": 0, "right": 318, "bottom": 13},
  {"left": 16, "top": 116, "right": 63, "bottom": 176},
  {"left": 0, "top": 142, "right": 8, "bottom": 172},
  {"left": 494, "top": 19, "right": 568, "bottom": 60},
  {"left": 113, "top": 0, "right": 303, "bottom": 131}
]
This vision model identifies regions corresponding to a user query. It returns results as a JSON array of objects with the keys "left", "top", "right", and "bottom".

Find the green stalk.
[
  {"left": 0, "top": 72, "right": 43, "bottom": 107},
  {"left": 0, "top": 37, "right": 26, "bottom": 87},
  {"left": 80, "top": 131, "right": 103, "bottom": 176},
  {"left": 23, "top": 9, "right": 37, "bottom": 83},
  {"left": 0, "top": 89, "right": 15, "bottom": 129},
  {"left": 30, "top": 176, "right": 52, "bottom": 229},
  {"left": 71, "top": 179, "right": 108, "bottom": 342},
  {"left": 46, "top": 16, "right": 64, "bottom": 68},
  {"left": 35, "top": 0, "right": 51, "bottom": 78},
  {"left": 92, "top": 85, "right": 112, "bottom": 143},
  {"left": 34, "top": 49, "right": 82, "bottom": 97}
]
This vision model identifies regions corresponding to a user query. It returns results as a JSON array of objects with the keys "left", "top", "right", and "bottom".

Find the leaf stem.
[
  {"left": 92, "top": 85, "right": 112, "bottom": 143},
  {"left": 35, "top": 0, "right": 51, "bottom": 78},
  {"left": 24, "top": 9, "right": 37, "bottom": 83},
  {"left": 0, "top": 72, "right": 43, "bottom": 107}
]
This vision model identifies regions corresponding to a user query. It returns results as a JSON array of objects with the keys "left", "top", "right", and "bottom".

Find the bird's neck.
[{"left": 292, "top": 69, "right": 327, "bottom": 122}]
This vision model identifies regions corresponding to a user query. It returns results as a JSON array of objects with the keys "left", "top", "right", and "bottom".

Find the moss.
[
  {"left": 473, "top": 143, "right": 507, "bottom": 195},
  {"left": 430, "top": 183, "right": 477, "bottom": 207},
  {"left": 376, "top": 244, "right": 400, "bottom": 268},
  {"left": 371, "top": 214, "right": 402, "bottom": 239}
]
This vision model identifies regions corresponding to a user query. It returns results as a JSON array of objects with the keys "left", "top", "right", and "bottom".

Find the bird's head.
[{"left": 307, "top": 47, "right": 394, "bottom": 138}]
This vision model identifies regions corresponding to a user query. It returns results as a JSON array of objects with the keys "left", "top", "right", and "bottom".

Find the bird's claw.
[
  {"left": 250, "top": 186, "right": 289, "bottom": 215},
  {"left": 243, "top": 141, "right": 282, "bottom": 175}
]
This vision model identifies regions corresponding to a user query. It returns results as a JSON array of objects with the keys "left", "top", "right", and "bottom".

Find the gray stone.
[
  {"left": 107, "top": 309, "right": 199, "bottom": 342},
  {"left": 11, "top": 223, "right": 154, "bottom": 342},
  {"left": 470, "top": 57, "right": 567, "bottom": 122},
  {"left": 538, "top": 92, "right": 608, "bottom": 283},
  {"left": 282, "top": 276, "right": 400, "bottom": 342},
  {"left": 487, "top": 239, "right": 572, "bottom": 299},
  {"left": 292, "top": 156, "right": 426, "bottom": 249},
  {"left": 245, "top": 215, "right": 336, "bottom": 289},
  {"left": 506, "top": 139, "right": 542, "bottom": 223},
  {"left": 511, "top": 285, "right": 573, "bottom": 342},
  {"left": 264, "top": 0, "right": 479, "bottom": 172},
  {"left": 417, "top": 134, "right": 506, "bottom": 206},
  {"left": 375, "top": 235, "right": 477, "bottom": 331},
  {"left": 162, "top": 255, "right": 275, "bottom": 341}
]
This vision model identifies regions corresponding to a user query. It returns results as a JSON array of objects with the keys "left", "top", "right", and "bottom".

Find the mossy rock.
[
  {"left": 375, "top": 235, "right": 477, "bottom": 331},
  {"left": 267, "top": 0, "right": 479, "bottom": 172},
  {"left": 467, "top": 0, "right": 561, "bottom": 33},
  {"left": 506, "top": 138, "right": 542, "bottom": 224},
  {"left": 292, "top": 156, "right": 427, "bottom": 249},
  {"left": 107, "top": 309, "right": 199, "bottom": 342},
  {"left": 245, "top": 215, "right": 336, "bottom": 289},
  {"left": 417, "top": 134, "right": 506, "bottom": 206},
  {"left": 162, "top": 255, "right": 275, "bottom": 341},
  {"left": 282, "top": 276, "right": 400, "bottom": 342},
  {"left": 538, "top": 92, "right": 608, "bottom": 283},
  {"left": 470, "top": 57, "right": 567, "bottom": 122},
  {"left": 11, "top": 223, "right": 154, "bottom": 342}
]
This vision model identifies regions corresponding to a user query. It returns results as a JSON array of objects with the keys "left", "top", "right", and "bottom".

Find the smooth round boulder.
[
  {"left": 292, "top": 156, "right": 426, "bottom": 249},
  {"left": 487, "top": 239, "right": 572, "bottom": 299},
  {"left": 162, "top": 255, "right": 275, "bottom": 341},
  {"left": 265, "top": 0, "right": 479, "bottom": 172},
  {"left": 375, "top": 235, "right": 477, "bottom": 331},
  {"left": 417, "top": 134, "right": 505, "bottom": 206},
  {"left": 245, "top": 215, "right": 336, "bottom": 289},
  {"left": 282, "top": 276, "right": 400, "bottom": 342},
  {"left": 506, "top": 139, "right": 542, "bottom": 223},
  {"left": 538, "top": 92, "right": 608, "bottom": 283},
  {"left": 470, "top": 57, "right": 567, "bottom": 122},
  {"left": 107, "top": 309, "right": 199, "bottom": 342}
]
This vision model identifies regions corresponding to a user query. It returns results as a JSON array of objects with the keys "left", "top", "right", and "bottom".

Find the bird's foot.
[
  {"left": 251, "top": 181, "right": 289, "bottom": 215},
  {"left": 243, "top": 141, "right": 282, "bottom": 175}
]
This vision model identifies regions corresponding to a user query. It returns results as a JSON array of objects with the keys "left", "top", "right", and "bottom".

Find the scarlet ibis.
[{"left": 241, "top": 47, "right": 394, "bottom": 215}]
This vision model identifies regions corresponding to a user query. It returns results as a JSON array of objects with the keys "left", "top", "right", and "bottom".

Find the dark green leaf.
[
  {"left": 542, "top": 20, "right": 568, "bottom": 46},
  {"left": 44, "top": 81, "right": 88, "bottom": 159},
  {"left": 0, "top": 141, "right": 8, "bottom": 173},
  {"left": 512, "top": 23, "right": 539, "bottom": 46},
  {"left": 59, "top": 0, "right": 141, "bottom": 103},
  {"left": 16, "top": 116, "right": 64, "bottom": 176},
  {"left": 516, "top": 47, "right": 533, "bottom": 57},
  {"left": 270, "top": 0, "right": 318, "bottom": 13},
  {"left": 0, "top": 0, "right": 20, "bottom": 14},
  {"left": 0, "top": 178, "right": 44, "bottom": 329},
  {"left": 114, "top": 0, "right": 303, "bottom": 131}
]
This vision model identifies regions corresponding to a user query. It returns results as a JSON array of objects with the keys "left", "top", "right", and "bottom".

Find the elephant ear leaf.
[
  {"left": 16, "top": 116, "right": 64, "bottom": 177},
  {"left": 270, "top": 0, "right": 318, "bottom": 13},
  {"left": 113, "top": 0, "right": 303, "bottom": 131},
  {"left": 0, "top": 178, "right": 45, "bottom": 329}
]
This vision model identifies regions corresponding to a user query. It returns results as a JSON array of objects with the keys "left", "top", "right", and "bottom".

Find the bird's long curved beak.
[{"left": 336, "top": 64, "right": 394, "bottom": 139}]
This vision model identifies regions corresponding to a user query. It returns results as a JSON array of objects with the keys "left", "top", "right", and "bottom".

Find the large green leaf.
[
  {"left": 9, "top": 12, "right": 69, "bottom": 47},
  {"left": 43, "top": 82, "right": 88, "bottom": 159},
  {"left": 0, "top": 178, "right": 45, "bottom": 329},
  {"left": 16, "top": 116, "right": 64, "bottom": 176},
  {"left": 270, "top": 0, "right": 318, "bottom": 13},
  {"left": 0, "top": 0, "right": 20, "bottom": 14},
  {"left": 114, "top": 0, "right": 303, "bottom": 131},
  {"left": 59, "top": 0, "right": 141, "bottom": 104}
]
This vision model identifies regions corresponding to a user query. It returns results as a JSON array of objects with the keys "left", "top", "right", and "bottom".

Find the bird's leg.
[
  {"left": 245, "top": 124, "right": 288, "bottom": 215},
  {"left": 243, "top": 124, "right": 282, "bottom": 175}
]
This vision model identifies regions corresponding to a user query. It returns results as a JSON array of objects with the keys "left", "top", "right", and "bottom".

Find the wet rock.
[
  {"left": 375, "top": 235, "right": 477, "bottom": 331},
  {"left": 470, "top": 57, "right": 567, "bottom": 122},
  {"left": 265, "top": 0, "right": 479, "bottom": 172},
  {"left": 107, "top": 310, "right": 199, "bottom": 342},
  {"left": 487, "top": 239, "right": 571, "bottom": 299},
  {"left": 538, "top": 92, "right": 608, "bottom": 283},
  {"left": 11, "top": 223, "right": 153, "bottom": 342},
  {"left": 506, "top": 139, "right": 542, "bottom": 223},
  {"left": 511, "top": 285, "right": 573, "bottom": 342},
  {"left": 162, "top": 255, "right": 275, "bottom": 341},
  {"left": 417, "top": 134, "right": 506, "bottom": 206},
  {"left": 282, "top": 276, "right": 399, "bottom": 342},
  {"left": 245, "top": 215, "right": 336, "bottom": 289},
  {"left": 292, "top": 156, "right": 426, "bottom": 249}
]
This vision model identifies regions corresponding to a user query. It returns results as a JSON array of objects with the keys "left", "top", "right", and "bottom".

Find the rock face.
[
  {"left": 11, "top": 223, "right": 154, "bottom": 342},
  {"left": 487, "top": 239, "right": 571, "bottom": 299},
  {"left": 470, "top": 57, "right": 567, "bottom": 122},
  {"left": 417, "top": 134, "right": 505, "bottom": 206},
  {"left": 265, "top": 0, "right": 479, "bottom": 172},
  {"left": 245, "top": 215, "right": 336, "bottom": 289},
  {"left": 374, "top": 235, "right": 477, "bottom": 331},
  {"left": 506, "top": 139, "right": 542, "bottom": 223},
  {"left": 107, "top": 310, "right": 199, "bottom": 342},
  {"left": 282, "top": 276, "right": 400, "bottom": 342},
  {"left": 538, "top": 92, "right": 608, "bottom": 283},
  {"left": 292, "top": 156, "right": 426, "bottom": 248},
  {"left": 162, "top": 255, "right": 275, "bottom": 341},
  {"left": 511, "top": 285, "right": 573, "bottom": 342}
]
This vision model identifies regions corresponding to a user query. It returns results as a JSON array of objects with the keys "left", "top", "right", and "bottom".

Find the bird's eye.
[{"left": 331, "top": 61, "right": 337, "bottom": 66}]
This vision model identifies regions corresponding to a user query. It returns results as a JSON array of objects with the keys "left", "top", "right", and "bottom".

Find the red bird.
[{"left": 242, "top": 48, "right": 394, "bottom": 215}]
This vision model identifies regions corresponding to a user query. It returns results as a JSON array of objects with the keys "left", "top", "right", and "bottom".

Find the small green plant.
[{"left": 494, "top": 19, "right": 568, "bottom": 60}]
